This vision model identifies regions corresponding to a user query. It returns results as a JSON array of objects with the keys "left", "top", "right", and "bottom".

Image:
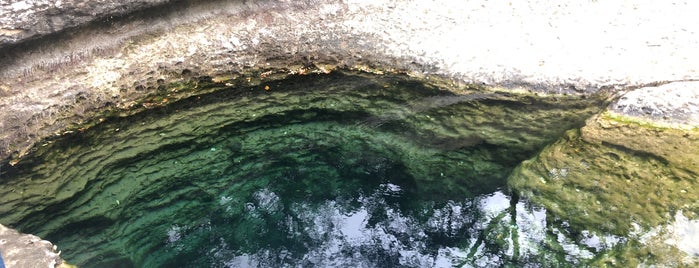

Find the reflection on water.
[
  {"left": 153, "top": 183, "right": 613, "bottom": 267},
  {"left": 661, "top": 212, "right": 699, "bottom": 257},
  {"left": 164, "top": 184, "right": 479, "bottom": 267},
  {"left": 162, "top": 182, "right": 699, "bottom": 268},
  {"left": 168, "top": 185, "right": 483, "bottom": 266}
]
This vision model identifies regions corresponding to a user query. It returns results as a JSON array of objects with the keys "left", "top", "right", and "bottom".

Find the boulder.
[{"left": 0, "top": 224, "right": 72, "bottom": 268}]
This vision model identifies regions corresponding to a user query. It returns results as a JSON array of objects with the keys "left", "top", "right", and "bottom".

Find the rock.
[
  {"left": 0, "top": 0, "right": 170, "bottom": 47},
  {"left": 509, "top": 80, "right": 699, "bottom": 234},
  {"left": 0, "top": 0, "right": 698, "bottom": 163},
  {"left": 610, "top": 81, "right": 699, "bottom": 129},
  {"left": 0, "top": 224, "right": 71, "bottom": 268},
  {"left": 1, "top": 0, "right": 698, "bottom": 266},
  {"left": 507, "top": 78, "right": 699, "bottom": 267},
  {"left": 508, "top": 106, "right": 699, "bottom": 266}
]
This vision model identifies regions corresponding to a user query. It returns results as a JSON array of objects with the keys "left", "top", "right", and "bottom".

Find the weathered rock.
[
  {"left": 1, "top": 0, "right": 698, "bottom": 163},
  {"left": 508, "top": 87, "right": 699, "bottom": 265},
  {"left": 610, "top": 81, "right": 699, "bottom": 129},
  {"left": 0, "top": 224, "right": 71, "bottom": 268},
  {"left": 0, "top": 0, "right": 170, "bottom": 47},
  {"left": 1, "top": 0, "right": 699, "bottom": 266}
]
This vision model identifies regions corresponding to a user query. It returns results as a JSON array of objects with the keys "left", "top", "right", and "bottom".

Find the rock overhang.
[
  {"left": 1, "top": 1, "right": 699, "bottom": 266},
  {"left": 4, "top": 0, "right": 699, "bottom": 86},
  {"left": 0, "top": 0, "right": 697, "bottom": 162}
]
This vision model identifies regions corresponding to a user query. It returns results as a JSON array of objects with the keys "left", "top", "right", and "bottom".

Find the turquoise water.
[{"left": 0, "top": 72, "right": 611, "bottom": 267}]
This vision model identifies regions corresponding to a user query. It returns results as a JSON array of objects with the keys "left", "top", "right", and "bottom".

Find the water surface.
[{"left": 0, "top": 71, "right": 614, "bottom": 267}]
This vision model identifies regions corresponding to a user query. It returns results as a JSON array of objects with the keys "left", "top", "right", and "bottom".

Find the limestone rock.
[
  {"left": 610, "top": 81, "right": 699, "bottom": 129},
  {"left": 508, "top": 104, "right": 699, "bottom": 266},
  {"left": 1, "top": 0, "right": 698, "bottom": 163},
  {"left": 0, "top": 0, "right": 170, "bottom": 47},
  {"left": 0, "top": 224, "right": 70, "bottom": 268},
  {"left": 0, "top": 0, "right": 699, "bottom": 266}
]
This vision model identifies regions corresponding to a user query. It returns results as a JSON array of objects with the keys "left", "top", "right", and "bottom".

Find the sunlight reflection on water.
[{"left": 162, "top": 186, "right": 610, "bottom": 267}]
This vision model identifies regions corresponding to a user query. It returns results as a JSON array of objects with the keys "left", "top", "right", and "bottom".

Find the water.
[{"left": 0, "top": 71, "right": 654, "bottom": 267}]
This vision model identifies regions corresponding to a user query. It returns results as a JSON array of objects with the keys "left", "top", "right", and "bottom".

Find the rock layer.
[
  {"left": 1, "top": 0, "right": 698, "bottom": 163},
  {"left": 0, "top": 223, "right": 69, "bottom": 268},
  {"left": 1, "top": 0, "right": 698, "bottom": 266}
]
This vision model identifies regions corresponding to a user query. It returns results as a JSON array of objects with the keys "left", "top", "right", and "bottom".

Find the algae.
[{"left": 508, "top": 112, "right": 699, "bottom": 266}]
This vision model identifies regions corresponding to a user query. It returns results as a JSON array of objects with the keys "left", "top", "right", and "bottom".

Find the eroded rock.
[
  {"left": 0, "top": 224, "right": 71, "bottom": 268},
  {"left": 1, "top": 0, "right": 699, "bottom": 266},
  {"left": 1, "top": 0, "right": 698, "bottom": 163},
  {"left": 610, "top": 81, "right": 699, "bottom": 129},
  {"left": 0, "top": 0, "right": 170, "bottom": 46},
  {"left": 508, "top": 88, "right": 699, "bottom": 266}
]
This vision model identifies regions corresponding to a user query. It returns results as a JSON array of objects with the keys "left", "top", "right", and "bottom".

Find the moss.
[
  {"left": 510, "top": 125, "right": 698, "bottom": 234},
  {"left": 509, "top": 112, "right": 699, "bottom": 265},
  {"left": 602, "top": 110, "right": 699, "bottom": 131},
  {"left": 584, "top": 112, "right": 699, "bottom": 176}
]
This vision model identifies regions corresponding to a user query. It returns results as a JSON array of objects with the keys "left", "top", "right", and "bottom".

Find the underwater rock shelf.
[
  {"left": 509, "top": 111, "right": 699, "bottom": 267},
  {"left": 0, "top": 71, "right": 614, "bottom": 267}
]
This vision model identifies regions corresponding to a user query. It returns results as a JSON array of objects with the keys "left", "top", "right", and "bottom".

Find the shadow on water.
[{"left": 0, "top": 71, "right": 610, "bottom": 267}]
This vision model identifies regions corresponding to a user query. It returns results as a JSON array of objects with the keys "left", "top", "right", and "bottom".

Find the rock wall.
[
  {"left": 1, "top": 0, "right": 698, "bottom": 163},
  {"left": 1, "top": 0, "right": 698, "bottom": 266},
  {"left": 0, "top": 0, "right": 170, "bottom": 46}
]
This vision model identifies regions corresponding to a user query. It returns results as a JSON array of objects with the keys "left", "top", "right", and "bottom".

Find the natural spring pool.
[{"left": 1, "top": 71, "right": 695, "bottom": 267}]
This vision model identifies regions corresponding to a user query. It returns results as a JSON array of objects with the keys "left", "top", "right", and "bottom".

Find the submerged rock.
[{"left": 508, "top": 83, "right": 699, "bottom": 266}]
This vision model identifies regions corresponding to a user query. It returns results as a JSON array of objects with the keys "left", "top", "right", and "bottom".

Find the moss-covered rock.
[{"left": 508, "top": 111, "right": 699, "bottom": 265}]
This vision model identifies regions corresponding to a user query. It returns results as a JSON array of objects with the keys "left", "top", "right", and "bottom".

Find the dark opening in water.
[{"left": 0, "top": 71, "right": 608, "bottom": 267}]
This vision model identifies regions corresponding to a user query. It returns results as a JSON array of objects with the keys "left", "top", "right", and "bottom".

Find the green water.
[{"left": 0, "top": 71, "right": 621, "bottom": 267}]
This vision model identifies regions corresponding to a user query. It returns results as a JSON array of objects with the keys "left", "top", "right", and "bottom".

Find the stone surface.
[
  {"left": 0, "top": 224, "right": 66, "bottom": 268},
  {"left": 508, "top": 113, "right": 699, "bottom": 266},
  {"left": 610, "top": 81, "right": 699, "bottom": 129},
  {"left": 0, "top": 0, "right": 698, "bottom": 163},
  {"left": 0, "top": 0, "right": 170, "bottom": 46},
  {"left": 2, "top": 0, "right": 698, "bottom": 87},
  {"left": 1, "top": 0, "right": 699, "bottom": 266}
]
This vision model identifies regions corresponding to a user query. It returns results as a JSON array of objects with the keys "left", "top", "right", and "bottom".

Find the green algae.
[
  {"left": 0, "top": 71, "right": 610, "bottom": 267},
  {"left": 508, "top": 112, "right": 699, "bottom": 266},
  {"left": 509, "top": 130, "right": 698, "bottom": 233}
]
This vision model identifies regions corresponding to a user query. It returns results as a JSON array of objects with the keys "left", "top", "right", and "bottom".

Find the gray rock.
[
  {"left": 0, "top": 0, "right": 695, "bottom": 180},
  {"left": 0, "top": 224, "right": 65, "bottom": 268},
  {"left": 610, "top": 81, "right": 699, "bottom": 128},
  {"left": 0, "top": 0, "right": 170, "bottom": 47}
]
